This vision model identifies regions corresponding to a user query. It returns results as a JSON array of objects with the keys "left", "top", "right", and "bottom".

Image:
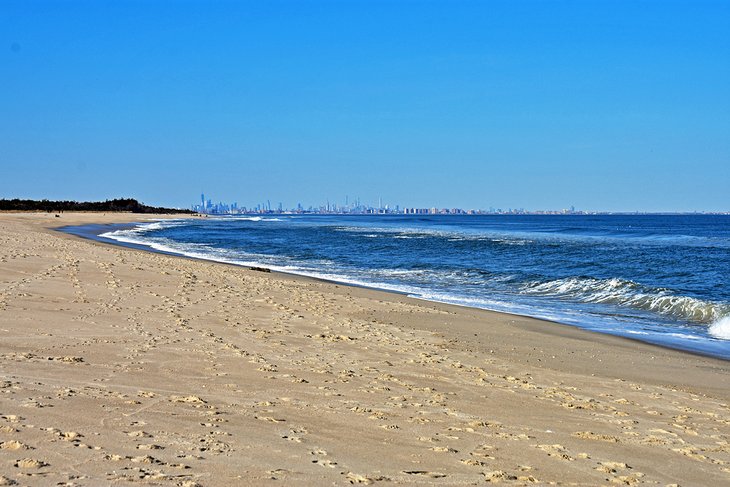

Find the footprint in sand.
[
  {"left": 282, "top": 426, "right": 308, "bottom": 443},
  {"left": 137, "top": 444, "right": 164, "bottom": 450},
  {"left": 572, "top": 430, "right": 621, "bottom": 443},
  {"left": 345, "top": 472, "right": 389, "bottom": 484},
  {"left": 595, "top": 461, "right": 645, "bottom": 485},
  {"left": 14, "top": 458, "right": 48, "bottom": 469},
  {"left": 536, "top": 443, "right": 574, "bottom": 461},
  {"left": 483, "top": 470, "right": 518, "bottom": 482},
  {"left": 170, "top": 395, "right": 207, "bottom": 404},
  {"left": 0, "top": 440, "right": 30, "bottom": 450},
  {"left": 310, "top": 448, "right": 338, "bottom": 468},
  {"left": 430, "top": 446, "right": 459, "bottom": 453},
  {"left": 402, "top": 471, "right": 446, "bottom": 478},
  {"left": 126, "top": 430, "right": 153, "bottom": 438}
]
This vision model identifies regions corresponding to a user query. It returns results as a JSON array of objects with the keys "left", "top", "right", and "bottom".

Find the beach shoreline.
[
  {"left": 1, "top": 211, "right": 729, "bottom": 485},
  {"left": 59, "top": 215, "right": 730, "bottom": 363}
]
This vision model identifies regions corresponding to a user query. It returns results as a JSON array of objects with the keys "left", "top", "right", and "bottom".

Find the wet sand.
[{"left": 1, "top": 212, "right": 729, "bottom": 486}]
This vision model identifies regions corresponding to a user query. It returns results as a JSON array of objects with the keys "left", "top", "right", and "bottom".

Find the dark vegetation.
[{"left": 0, "top": 198, "right": 192, "bottom": 214}]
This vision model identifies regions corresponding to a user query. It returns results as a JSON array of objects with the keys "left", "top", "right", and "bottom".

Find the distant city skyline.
[
  {"left": 193, "top": 192, "right": 584, "bottom": 215},
  {"left": 192, "top": 193, "right": 728, "bottom": 216},
  {"left": 1, "top": 1, "right": 728, "bottom": 212}
]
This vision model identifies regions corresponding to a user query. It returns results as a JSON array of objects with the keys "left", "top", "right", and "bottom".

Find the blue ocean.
[{"left": 85, "top": 214, "right": 729, "bottom": 359}]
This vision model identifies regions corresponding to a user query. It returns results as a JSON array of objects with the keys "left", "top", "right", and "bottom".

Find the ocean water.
[{"left": 84, "top": 214, "right": 729, "bottom": 359}]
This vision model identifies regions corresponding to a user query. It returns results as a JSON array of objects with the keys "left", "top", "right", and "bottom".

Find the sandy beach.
[{"left": 0, "top": 212, "right": 728, "bottom": 486}]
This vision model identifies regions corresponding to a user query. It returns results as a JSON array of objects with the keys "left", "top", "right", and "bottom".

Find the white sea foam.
[
  {"left": 133, "top": 221, "right": 184, "bottom": 232},
  {"left": 331, "top": 224, "right": 534, "bottom": 244},
  {"left": 493, "top": 238, "right": 533, "bottom": 245},
  {"left": 522, "top": 276, "right": 728, "bottom": 324},
  {"left": 666, "top": 332, "right": 703, "bottom": 340},
  {"left": 709, "top": 316, "right": 730, "bottom": 340},
  {"left": 226, "top": 216, "right": 282, "bottom": 222},
  {"left": 101, "top": 219, "right": 189, "bottom": 238}
]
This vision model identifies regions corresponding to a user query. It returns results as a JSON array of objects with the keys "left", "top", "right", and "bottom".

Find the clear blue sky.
[{"left": 2, "top": 0, "right": 728, "bottom": 212}]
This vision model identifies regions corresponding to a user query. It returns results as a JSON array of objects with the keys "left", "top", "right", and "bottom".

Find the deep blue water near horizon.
[{"left": 81, "top": 214, "right": 729, "bottom": 359}]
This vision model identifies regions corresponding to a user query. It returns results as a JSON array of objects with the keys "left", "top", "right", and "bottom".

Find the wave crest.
[
  {"left": 709, "top": 316, "right": 730, "bottom": 340},
  {"left": 225, "top": 216, "right": 282, "bottom": 222},
  {"left": 522, "top": 277, "right": 728, "bottom": 324}
]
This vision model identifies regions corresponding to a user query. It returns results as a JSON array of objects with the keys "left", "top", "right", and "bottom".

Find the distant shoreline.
[{"left": 0, "top": 197, "right": 193, "bottom": 214}]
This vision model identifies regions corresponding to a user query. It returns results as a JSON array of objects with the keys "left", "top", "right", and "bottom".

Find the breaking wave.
[
  {"left": 223, "top": 216, "right": 283, "bottom": 222},
  {"left": 522, "top": 277, "right": 729, "bottom": 324},
  {"left": 709, "top": 316, "right": 730, "bottom": 340}
]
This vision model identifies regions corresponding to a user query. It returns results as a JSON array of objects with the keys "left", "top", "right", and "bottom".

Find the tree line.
[{"left": 0, "top": 198, "right": 192, "bottom": 214}]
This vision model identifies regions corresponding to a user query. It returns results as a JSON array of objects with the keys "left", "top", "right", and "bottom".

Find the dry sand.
[{"left": 0, "top": 212, "right": 729, "bottom": 486}]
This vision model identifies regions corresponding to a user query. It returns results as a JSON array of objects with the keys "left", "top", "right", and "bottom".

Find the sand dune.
[{"left": 0, "top": 212, "right": 728, "bottom": 486}]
